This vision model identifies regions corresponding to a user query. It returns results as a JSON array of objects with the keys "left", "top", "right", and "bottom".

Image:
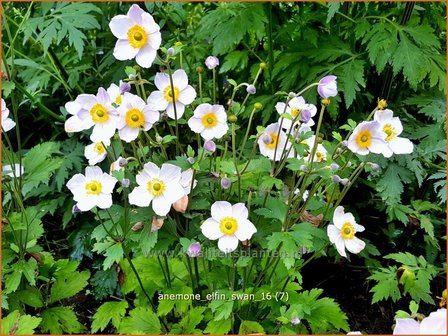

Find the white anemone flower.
[
  {"left": 107, "top": 81, "right": 131, "bottom": 107},
  {"left": 147, "top": 69, "right": 197, "bottom": 119},
  {"left": 2, "top": 164, "right": 24, "bottom": 177},
  {"left": 258, "top": 123, "right": 294, "bottom": 161},
  {"left": 117, "top": 93, "right": 159, "bottom": 142},
  {"left": 201, "top": 201, "right": 257, "bottom": 253},
  {"left": 84, "top": 139, "right": 110, "bottom": 165},
  {"left": 276, "top": 96, "right": 317, "bottom": 130},
  {"left": 374, "top": 109, "right": 414, "bottom": 157},
  {"left": 67, "top": 166, "right": 118, "bottom": 212},
  {"left": 1, "top": 99, "right": 15, "bottom": 132},
  {"left": 128, "top": 162, "right": 185, "bottom": 216},
  {"left": 109, "top": 4, "right": 161, "bottom": 68},
  {"left": 394, "top": 308, "right": 446, "bottom": 335},
  {"left": 304, "top": 135, "right": 328, "bottom": 163},
  {"left": 65, "top": 87, "right": 118, "bottom": 143},
  {"left": 188, "top": 103, "right": 228, "bottom": 140},
  {"left": 180, "top": 168, "right": 197, "bottom": 196},
  {"left": 347, "top": 121, "right": 390, "bottom": 156},
  {"left": 327, "top": 206, "right": 365, "bottom": 258}
]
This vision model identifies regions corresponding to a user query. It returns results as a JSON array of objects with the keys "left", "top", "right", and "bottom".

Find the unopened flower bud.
[
  {"left": 220, "top": 177, "right": 231, "bottom": 189},
  {"left": 133, "top": 65, "right": 141, "bottom": 72},
  {"left": 196, "top": 66, "right": 204, "bottom": 73},
  {"left": 246, "top": 85, "right": 256, "bottom": 95},
  {"left": 205, "top": 56, "right": 219, "bottom": 70},
  {"left": 347, "top": 161, "right": 353, "bottom": 167},
  {"left": 336, "top": 148, "right": 343, "bottom": 154},
  {"left": 187, "top": 242, "right": 201, "bottom": 257},
  {"left": 262, "top": 134, "right": 273, "bottom": 145},
  {"left": 167, "top": 47, "right": 175, "bottom": 56},
  {"left": 119, "top": 81, "right": 131, "bottom": 94},
  {"left": 332, "top": 175, "right": 341, "bottom": 183},
  {"left": 288, "top": 92, "right": 296, "bottom": 98},
  {"left": 299, "top": 164, "right": 307, "bottom": 172},
  {"left": 228, "top": 114, "right": 238, "bottom": 123},
  {"left": 330, "top": 163, "right": 339, "bottom": 171},
  {"left": 72, "top": 204, "right": 81, "bottom": 214},
  {"left": 131, "top": 222, "right": 144, "bottom": 232},
  {"left": 300, "top": 109, "right": 312, "bottom": 123},
  {"left": 341, "top": 140, "right": 348, "bottom": 148},
  {"left": 187, "top": 157, "right": 195, "bottom": 164},
  {"left": 259, "top": 62, "right": 267, "bottom": 69},
  {"left": 371, "top": 163, "right": 380, "bottom": 172},
  {"left": 121, "top": 178, "right": 130, "bottom": 188},
  {"left": 321, "top": 98, "right": 331, "bottom": 106},
  {"left": 254, "top": 102, "right": 263, "bottom": 110},
  {"left": 151, "top": 217, "right": 164, "bottom": 232},
  {"left": 118, "top": 158, "right": 128, "bottom": 167},
  {"left": 317, "top": 75, "right": 337, "bottom": 98},
  {"left": 173, "top": 195, "right": 189, "bottom": 213},
  {"left": 174, "top": 41, "right": 183, "bottom": 47},
  {"left": 340, "top": 178, "right": 349, "bottom": 186},
  {"left": 204, "top": 140, "right": 216, "bottom": 153},
  {"left": 290, "top": 317, "right": 301, "bottom": 325},
  {"left": 377, "top": 99, "right": 387, "bottom": 110}
]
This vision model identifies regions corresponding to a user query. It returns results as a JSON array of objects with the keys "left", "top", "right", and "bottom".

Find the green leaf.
[
  {"left": 15, "top": 287, "right": 43, "bottom": 308},
  {"left": 326, "top": 2, "right": 341, "bottom": 23},
  {"left": 209, "top": 295, "right": 234, "bottom": 321},
  {"left": 336, "top": 58, "right": 365, "bottom": 107},
  {"left": 376, "top": 163, "right": 413, "bottom": 206},
  {"left": 49, "top": 270, "right": 89, "bottom": 304},
  {"left": 1, "top": 310, "right": 41, "bottom": 335},
  {"left": 171, "top": 307, "right": 206, "bottom": 334},
  {"left": 204, "top": 319, "right": 232, "bottom": 334},
  {"left": 93, "top": 240, "right": 124, "bottom": 270},
  {"left": 54, "top": 139, "right": 84, "bottom": 191},
  {"left": 90, "top": 268, "right": 119, "bottom": 301},
  {"left": 254, "top": 197, "right": 288, "bottom": 223},
  {"left": 220, "top": 50, "right": 249, "bottom": 73},
  {"left": 118, "top": 307, "right": 162, "bottom": 334},
  {"left": 384, "top": 252, "right": 418, "bottom": 267},
  {"left": 368, "top": 266, "right": 401, "bottom": 303},
  {"left": 91, "top": 301, "right": 128, "bottom": 333},
  {"left": 40, "top": 307, "right": 85, "bottom": 334},
  {"left": 239, "top": 320, "right": 265, "bottom": 334}
]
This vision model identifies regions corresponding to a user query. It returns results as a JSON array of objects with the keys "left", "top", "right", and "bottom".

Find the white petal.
[
  {"left": 374, "top": 109, "right": 394, "bottom": 124},
  {"left": 327, "top": 225, "right": 340, "bottom": 244},
  {"left": 77, "top": 94, "right": 97, "bottom": 108},
  {"left": 369, "top": 137, "right": 388, "bottom": 155},
  {"left": 166, "top": 103, "right": 185, "bottom": 119},
  {"left": 275, "top": 102, "right": 286, "bottom": 115},
  {"left": 201, "top": 127, "right": 218, "bottom": 141},
  {"left": 334, "top": 236, "right": 347, "bottom": 258},
  {"left": 345, "top": 237, "right": 365, "bottom": 254},
  {"left": 113, "top": 39, "right": 139, "bottom": 61},
  {"left": 232, "top": 203, "right": 248, "bottom": 220},
  {"left": 101, "top": 174, "right": 118, "bottom": 194},
  {"left": 154, "top": 72, "right": 170, "bottom": 91},
  {"left": 119, "top": 126, "right": 139, "bottom": 143},
  {"left": 212, "top": 123, "right": 229, "bottom": 140},
  {"left": 332, "top": 206, "right": 346, "bottom": 229},
  {"left": 218, "top": 235, "right": 239, "bottom": 253},
  {"left": 2, "top": 118, "right": 16, "bottom": 132},
  {"left": 389, "top": 137, "right": 414, "bottom": 155},
  {"left": 143, "top": 162, "right": 160, "bottom": 179},
  {"left": 178, "top": 85, "right": 196, "bottom": 105},
  {"left": 234, "top": 219, "right": 256, "bottom": 241},
  {"left": 164, "top": 182, "right": 185, "bottom": 204},
  {"left": 152, "top": 195, "right": 171, "bottom": 216},
  {"left": 76, "top": 198, "right": 95, "bottom": 212},
  {"left": 147, "top": 91, "right": 169, "bottom": 111},
  {"left": 67, "top": 174, "right": 86, "bottom": 191},
  {"left": 211, "top": 201, "right": 233, "bottom": 222},
  {"left": 420, "top": 309, "right": 447, "bottom": 335},
  {"left": 129, "top": 186, "right": 153, "bottom": 207},
  {"left": 135, "top": 45, "right": 157, "bottom": 68},
  {"left": 172, "top": 69, "right": 189, "bottom": 91},
  {"left": 127, "top": 4, "right": 146, "bottom": 24},
  {"left": 355, "top": 224, "right": 365, "bottom": 233},
  {"left": 393, "top": 319, "right": 421, "bottom": 335},
  {"left": 96, "top": 194, "right": 113, "bottom": 209},
  {"left": 201, "top": 218, "right": 223, "bottom": 240},
  {"left": 188, "top": 117, "right": 204, "bottom": 134},
  {"left": 109, "top": 15, "right": 133, "bottom": 39},
  {"left": 160, "top": 163, "right": 182, "bottom": 183}
]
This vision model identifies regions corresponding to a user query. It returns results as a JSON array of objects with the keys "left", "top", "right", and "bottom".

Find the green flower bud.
[
  {"left": 228, "top": 114, "right": 238, "bottom": 123},
  {"left": 254, "top": 102, "right": 263, "bottom": 110},
  {"left": 259, "top": 62, "right": 267, "bottom": 70},
  {"left": 321, "top": 98, "right": 331, "bottom": 106}
]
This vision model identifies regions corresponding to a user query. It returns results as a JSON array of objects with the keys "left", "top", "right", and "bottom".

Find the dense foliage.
[{"left": 1, "top": 1, "right": 446, "bottom": 335}]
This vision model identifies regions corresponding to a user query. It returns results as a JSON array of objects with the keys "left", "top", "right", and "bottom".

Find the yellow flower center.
[
  {"left": 265, "top": 132, "right": 279, "bottom": 150},
  {"left": 316, "top": 151, "right": 323, "bottom": 162},
  {"left": 147, "top": 178, "right": 166, "bottom": 197},
  {"left": 383, "top": 124, "right": 397, "bottom": 141},
  {"left": 127, "top": 25, "right": 148, "bottom": 49},
  {"left": 125, "top": 108, "right": 145, "bottom": 128},
  {"left": 115, "top": 95, "right": 122, "bottom": 105},
  {"left": 90, "top": 104, "right": 109, "bottom": 123},
  {"left": 93, "top": 143, "right": 106, "bottom": 154},
  {"left": 201, "top": 112, "right": 218, "bottom": 128},
  {"left": 291, "top": 107, "right": 300, "bottom": 118},
  {"left": 85, "top": 180, "right": 102, "bottom": 195},
  {"left": 163, "top": 86, "right": 180, "bottom": 102},
  {"left": 341, "top": 222, "right": 355, "bottom": 240},
  {"left": 219, "top": 217, "right": 238, "bottom": 235},
  {"left": 355, "top": 129, "right": 372, "bottom": 148}
]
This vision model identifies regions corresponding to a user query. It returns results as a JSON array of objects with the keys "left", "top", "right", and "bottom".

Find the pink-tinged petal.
[
  {"left": 194, "top": 103, "right": 212, "bottom": 118},
  {"left": 109, "top": 15, "right": 133, "bottom": 39},
  {"left": 188, "top": 117, "right": 204, "bottom": 133},
  {"left": 213, "top": 104, "right": 227, "bottom": 120},
  {"left": 160, "top": 163, "right": 181, "bottom": 183},
  {"left": 374, "top": 109, "right": 394, "bottom": 123},
  {"left": 178, "top": 85, "right": 197, "bottom": 105},
  {"left": 389, "top": 137, "right": 414, "bottom": 155},
  {"left": 201, "top": 218, "right": 223, "bottom": 240},
  {"left": 141, "top": 12, "right": 160, "bottom": 33},
  {"left": 119, "top": 126, "right": 139, "bottom": 143},
  {"left": 334, "top": 236, "right": 347, "bottom": 258},
  {"left": 393, "top": 319, "right": 421, "bottom": 335},
  {"left": 135, "top": 45, "right": 157, "bottom": 68},
  {"left": 77, "top": 94, "right": 97, "bottom": 108},
  {"left": 211, "top": 201, "right": 233, "bottom": 221},
  {"left": 97, "top": 87, "right": 110, "bottom": 105},
  {"left": 154, "top": 72, "right": 170, "bottom": 90},
  {"left": 172, "top": 69, "right": 189, "bottom": 90},
  {"left": 113, "top": 39, "right": 139, "bottom": 61},
  {"left": 129, "top": 186, "right": 153, "bottom": 207},
  {"left": 344, "top": 237, "right": 365, "bottom": 254},
  {"left": 234, "top": 220, "right": 257, "bottom": 241},
  {"left": 96, "top": 194, "right": 113, "bottom": 209},
  {"left": 127, "top": 4, "right": 146, "bottom": 24},
  {"left": 369, "top": 137, "right": 388, "bottom": 154},
  {"left": 342, "top": 213, "right": 356, "bottom": 226},
  {"left": 152, "top": 195, "right": 171, "bottom": 216},
  {"left": 148, "top": 30, "right": 162, "bottom": 49},
  {"left": 201, "top": 127, "right": 217, "bottom": 141},
  {"left": 218, "top": 235, "right": 239, "bottom": 253},
  {"left": 147, "top": 91, "right": 169, "bottom": 111},
  {"left": 327, "top": 225, "right": 340, "bottom": 244},
  {"left": 232, "top": 203, "right": 248, "bottom": 220},
  {"left": 166, "top": 103, "right": 185, "bottom": 119},
  {"left": 65, "top": 100, "right": 82, "bottom": 116}
]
